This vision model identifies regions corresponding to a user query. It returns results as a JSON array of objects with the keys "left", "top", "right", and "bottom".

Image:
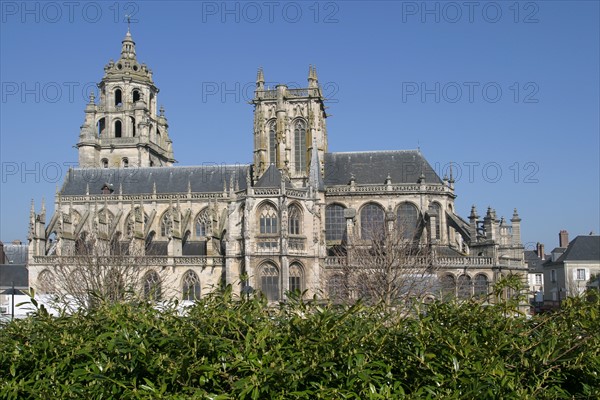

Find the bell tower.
[
  {"left": 77, "top": 28, "right": 175, "bottom": 168},
  {"left": 251, "top": 66, "right": 328, "bottom": 187}
]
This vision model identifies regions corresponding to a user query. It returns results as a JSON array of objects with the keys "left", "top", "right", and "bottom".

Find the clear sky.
[{"left": 1, "top": 1, "right": 599, "bottom": 252}]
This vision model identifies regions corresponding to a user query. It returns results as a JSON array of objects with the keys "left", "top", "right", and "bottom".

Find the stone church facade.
[{"left": 28, "top": 30, "right": 526, "bottom": 304}]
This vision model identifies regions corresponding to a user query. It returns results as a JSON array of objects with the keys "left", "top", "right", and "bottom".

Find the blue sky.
[{"left": 1, "top": 0, "right": 599, "bottom": 251}]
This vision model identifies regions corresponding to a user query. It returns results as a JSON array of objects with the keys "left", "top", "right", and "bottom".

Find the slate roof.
[
  {"left": 0, "top": 264, "right": 28, "bottom": 288},
  {"left": 61, "top": 165, "right": 251, "bottom": 195},
  {"left": 1, "top": 244, "right": 28, "bottom": 264},
  {"left": 556, "top": 235, "right": 600, "bottom": 262},
  {"left": 254, "top": 164, "right": 293, "bottom": 188},
  {"left": 323, "top": 150, "right": 442, "bottom": 186},
  {"left": 524, "top": 250, "right": 549, "bottom": 272}
]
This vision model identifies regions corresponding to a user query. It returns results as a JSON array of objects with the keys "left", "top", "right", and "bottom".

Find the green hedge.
[{"left": 1, "top": 290, "right": 599, "bottom": 399}]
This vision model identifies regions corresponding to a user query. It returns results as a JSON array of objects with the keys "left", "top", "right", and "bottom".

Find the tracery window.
[
  {"left": 143, "top": 270, "right": 162, "bottom": 300},
  {"left": 259, "top": 203, "right": 278, "bottom": 234},
  {"left": 289, "top": 263, "right": 303, "bottom": 293},
  {"left": 260, "top": 263, "right": 280, "bottom": 301},
  {"left": 397, "top": 202, "right": 419, "bottom": 240},
  {"left": 288, "top": 205, "right": 302, "bottom": 235},
  {"left": 325, "top": 204, "right": 346, "bottom": 241},
  {"left": 182, "top": 270, "right": 201, "bottom": 300},
  {"left": 294, "top": 119, "right": 307, "bottom": 173},
  {"left": 360, "top": 203, "right": 385, "bottom": 240},
  {"left": 195, "top": 209, "right": 211, "bottom": 237}
]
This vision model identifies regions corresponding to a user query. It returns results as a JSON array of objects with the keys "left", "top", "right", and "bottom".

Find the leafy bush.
[{"left": 1, "top": 289, "right": 598, "bottom": 399}]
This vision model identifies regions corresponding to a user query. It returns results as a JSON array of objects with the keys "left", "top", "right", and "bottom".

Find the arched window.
[
  {"left": 397, "top": 202, "right": 419, "bottom": 240},
  {"left": 114, "top": 120, "right": 122, "bottom": 138},
  {"left": 268, "top": 120, "right": 277, "bottom": 165},
  {"left": 97, "top": 117, "right": 106, "bottom": 137},
  {"left": 195, "top": 209, "right": 211, "bottom": 237},
  {"left": 288, "top": 204, "right": 301, "bottom": 235},
  {"left": 360, "top": 203, "right": 385, "bottom": 240},
  {"left": 114, "top": 89, "right": 122, "bottom": 106},
  {"left": 101, "top": 158, "right": 108, "bottom": 168},
  {"left": 161, "top": 212, "right": 173, "bottom": 237},
  {"left": 122, "top": 158, "right": 129, "bottom": 168},
  {"left": 429, "top": 203, "right": 441, "bottom": 239},
  {"left": 143, "top": 271, "right": 161, "bottom": 300},
  {"left": 182, "top": 270, "right": 201, "bottom": 300},
  {"left": 289, "top": 263, "right": 303, "bottom": 293},
  {"left": 259, "top": 203, "right": 278, "bottom": 234},
  {"left": 474, "top": 274, "right": 489, "bottom": 299},
  {"left": 37, "top": 269, "right": 55, "bottom": 295},
  {"left": 457, "top": 275, "right": 472, "bottom": 299},
  {"left": 441, "top": 274, "right": 456, "bottom": 299},
  {"left": 294, "top": 119, "right": 307, "bottom": 173},
  {"left": 325, "top": 204, "right": 346, "bottom": 241},
  {"left": 132, "top": 89, "right": 140, "bottom": 102},
  {"left": 156, "top": 129, "right": 162, "bottom": 146},
  {"left": 130, "top": 117, "right": 136, "bottom": 137},
  {"left": 260, "top": 263, "right": 280, "bottom": 301}
]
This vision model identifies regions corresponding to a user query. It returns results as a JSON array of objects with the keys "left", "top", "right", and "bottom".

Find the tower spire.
[
  {"left": 121, "top": 25, "right": 136, "bottom": 60},
  {"left": 256, "top": 67, "right": 264, "bottom": 90}
]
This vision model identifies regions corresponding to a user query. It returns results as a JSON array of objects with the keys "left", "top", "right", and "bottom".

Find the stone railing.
[
  {"left": 254, "top": 188, "right": 280, "bottom": 196},
  {"left": 326, "top": 184, "right": 449, "bottom": 195},
  {"left": 434, "top": 257, "right": 494, "bottom": 267},
  {"left": 30, "top": 255, "right": 223, "bottom": 267},
  {"left": 325, "top": 256, "right": 347, "bottom": 266}
]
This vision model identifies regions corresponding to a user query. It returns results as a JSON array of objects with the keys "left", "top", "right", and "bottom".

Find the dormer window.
[{"left": 101, "top": 184, "right": 113, "bottom": 194}]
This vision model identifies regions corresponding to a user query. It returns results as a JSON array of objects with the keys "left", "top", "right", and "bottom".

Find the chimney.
[
  {"left": 559, "top": 230, "right": 569, "bottom": 248},
  {"left": 536, "top": 242, "right": 545, "bottom": 260}
]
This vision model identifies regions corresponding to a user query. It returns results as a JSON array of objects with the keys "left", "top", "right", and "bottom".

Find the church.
[{"left": 27, "top": 29, "right": 526, "bottom": 305}]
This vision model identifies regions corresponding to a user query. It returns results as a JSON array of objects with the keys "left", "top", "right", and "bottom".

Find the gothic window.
[
  {"left": 260, "top": 263, "right": 280, "bottom": 301},
  {"left": 294, "top": 119, "right": 307, "bottom": 173},
  {"left": 259, "top": 203, "right": 278, "bottom": 234},
  {"left": 37, "top": 269, "right": 55, "bottom": 295},
  {"left": 97, "top": 117, "right": 106, "bottom": 137},
  {"left": 130, "top": 117, "right": 136, "bottom": 137},
  {"left": 325, "top": 204, "right": 346, "bottom": 241},
  {"left": 288, "top": 204, "right": 301, "bottom": 235},
  {"left": 195, "top": 209, "right": 211, "bottom": 237},
  {"left": 429, "top": 202, "right": 441, "bottom": 239},
  {"left": 132, "top": 89, "right": 140, "bottom": 102},
  {"left": 143, "top": 270, "right": 161, "bottom": 300},
  {"left": 268, "top": 120, "right": 277, "bottom": 165},
  {"left": 457, "top": 275, "right": 472, "bottom": 299},
  {"left": 122, "top": 158, "right": 129, "bottom": 168},
  {"left": 182, "top": 270, "right": 201, "bottom": 301},
  {"left": 114, "top": 89, "right": 122, "bottom": 106},
  {"left": 289, "top": 263, "right": 303, "bottom": 293},
  {"left": 397, "top": 202, "right": 419, "bottom": 240},
  {"left": 101, "top": 158, "right": 108, "bottom": 168},
  {"left": 114, "top": 120, "right": 122, "bottom": 138},
  {"left": 473, "top": 274, "right": 489, "bottom": 299},
  {"left": 161, "top": 212, "right": 173, "bottom": 237},
  {"left": 360, "top": 203, "right": 385, "bottom": 240}
]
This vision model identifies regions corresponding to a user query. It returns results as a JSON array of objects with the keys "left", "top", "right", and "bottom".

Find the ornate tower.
[
  {"left": 77, "top": 28, "right": 175, "bottom": 168},
  {"left": 251, "top": 66, "right": 328, "bottom": 187}
]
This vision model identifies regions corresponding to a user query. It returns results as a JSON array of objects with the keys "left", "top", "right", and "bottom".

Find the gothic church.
[{"left": 28, "top": 29, "right": 526, "bottom": 303}]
